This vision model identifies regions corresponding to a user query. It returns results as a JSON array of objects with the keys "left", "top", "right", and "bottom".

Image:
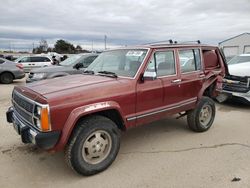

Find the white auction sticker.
[{"left": 126, "top": 51, "right": 144, "bottom": 57}]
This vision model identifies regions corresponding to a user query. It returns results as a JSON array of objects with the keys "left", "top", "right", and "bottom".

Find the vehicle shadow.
[{"left": 216, "top": 100, "right": 250, "bottom": 112}]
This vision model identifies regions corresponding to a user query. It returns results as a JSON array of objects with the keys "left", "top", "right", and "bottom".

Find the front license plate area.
[{"left": 13, "top": 121, "right": 20, "bottom": 135}]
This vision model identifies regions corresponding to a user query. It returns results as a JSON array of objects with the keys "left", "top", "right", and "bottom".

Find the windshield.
[
  {"left": 59, "top": 54, "right": 82, "bottom": 66},
  {"left": 228, "top": 55, "right": 250, "bottom": 65},
  {"left": 86, "top": 49, "right": 148, "bottom": 78}
]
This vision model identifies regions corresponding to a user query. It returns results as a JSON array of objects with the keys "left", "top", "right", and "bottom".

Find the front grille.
[
  {"left": 12, "top": 90, "right": 34, "bottom": 125},
  {"left": 223, "top": 82, "right": 249, "bottom": 93},
  {"left": 13, "top": 91, "right": 34, "bottom": 113}
]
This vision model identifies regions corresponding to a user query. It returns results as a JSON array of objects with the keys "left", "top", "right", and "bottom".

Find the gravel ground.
[{"left": 0, "top": 78, "right": 250, "bottom": 188}]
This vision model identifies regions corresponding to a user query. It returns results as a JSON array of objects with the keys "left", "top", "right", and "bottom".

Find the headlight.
[
  {"left": 33, "top": 73, "right": 46, "bottom": 80},
  {"left": 34, "top": 105, "right": 51, "bottom": 132}
]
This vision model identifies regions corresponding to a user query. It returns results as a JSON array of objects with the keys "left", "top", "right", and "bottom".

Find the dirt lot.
[{"left": 0, "top": 78, "right": 250, "bottom": 188}]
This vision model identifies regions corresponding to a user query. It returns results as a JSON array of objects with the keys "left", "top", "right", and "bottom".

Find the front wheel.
[
  {"left": 187, "top": 97, "right": 216, "bottom": 132},
  {"left": 65, "top": 115, "right": 120, "bottom": 176}
]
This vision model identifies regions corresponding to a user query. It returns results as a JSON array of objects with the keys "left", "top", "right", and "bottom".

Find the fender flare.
[{"left": 54, "top": 101, "right": 125, "bottom": 151}]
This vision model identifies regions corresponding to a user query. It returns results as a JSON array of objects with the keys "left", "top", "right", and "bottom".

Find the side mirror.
[
  {"left": 73, "top": 63, "right": 84, "bottom": 69},
  {"left": 143, "top": 71, "right": 157, "bottom": 81}
]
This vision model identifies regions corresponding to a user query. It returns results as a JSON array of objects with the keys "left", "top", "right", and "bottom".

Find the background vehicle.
[
  {"left": 0, "top": 58, "right": 25, "bottom": 84},
  {"left": 15, "top": 55, "right": 53, "bottom": 72},
  {"left": 26, "top": 53, "right": 98, "bottom": 82},
  {"left": 222, "top": 54, "right": 250, "bottom": 104},
  {"left": 6, "top": 43, "right": 227, "bottom": 175}
]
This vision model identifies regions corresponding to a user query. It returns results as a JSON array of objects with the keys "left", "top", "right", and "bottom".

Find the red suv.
[{"left": 6, "top": 42, "right": 227, "bottom": 175}]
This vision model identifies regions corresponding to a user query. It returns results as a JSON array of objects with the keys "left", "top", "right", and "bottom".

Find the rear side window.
[
  {"left": 19, "top": 57, "right": 31, "bottom": 63},
  {"left": 146, "top": 51, "right": 176, "bottom": 77},
  {"left": 31, "top": 57, "right": 51, "bottom": 62},
  {"left": 179, "top": 49, "right": 201, "bottom": 73}
]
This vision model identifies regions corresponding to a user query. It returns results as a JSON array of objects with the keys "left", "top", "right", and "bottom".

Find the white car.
[
  {"left": 15, "top": 55, "right": 53, "bottom": 72},
  {"left": 222, "top": 54, "right": 250, "bottom": 104}
]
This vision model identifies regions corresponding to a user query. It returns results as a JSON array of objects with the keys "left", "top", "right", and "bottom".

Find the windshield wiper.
[
  {"left": 97, "top": 71, "right": 118, "bottom": 78},
  {"left": 83, "top": 70, "right": 95, "bottom": 75}
]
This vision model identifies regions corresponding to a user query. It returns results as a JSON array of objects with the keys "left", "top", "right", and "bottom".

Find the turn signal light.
[{"left": 40, "top": 108, "right": 51, "bottom": 131}]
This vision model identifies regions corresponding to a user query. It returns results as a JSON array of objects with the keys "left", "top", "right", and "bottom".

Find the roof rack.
[
  {"left": 145, "top": 39, "right": 201, "bottom": 46},
  {"left": 177, "top": 40, "right": 201, "bottom": 44},
  {"left": 145, "top": 39, "right": 176, "bottom": 46}
]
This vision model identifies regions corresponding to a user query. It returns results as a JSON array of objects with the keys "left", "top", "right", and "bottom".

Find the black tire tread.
[
  {"left": 65, "top": 115, "right": 120, "bottom": 176},
  {"left": 187, "top": 97, "right": 215, "bottom": 132}
]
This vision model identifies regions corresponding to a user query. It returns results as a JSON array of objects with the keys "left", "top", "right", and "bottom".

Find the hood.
[
  {"left": 228, "top": 62, "right": 250, "bottom": 77},
  {"left": 26, "top": 74, "right": 119, "bottom": 96},
  {"left": 30, "top": 65, "right": 73, "bottom": 73}
]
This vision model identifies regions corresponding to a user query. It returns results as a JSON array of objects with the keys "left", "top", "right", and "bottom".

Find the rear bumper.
[
  {"left": 6, "top": 107, "right": 60, "bottom": 150},
  {"left": 15, "top": 72, "right": 25, "bottom": 79}
]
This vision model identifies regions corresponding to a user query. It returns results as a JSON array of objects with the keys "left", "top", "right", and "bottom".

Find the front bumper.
[{"left": 6, "top": 107, "right": 60, "bottom": 150}]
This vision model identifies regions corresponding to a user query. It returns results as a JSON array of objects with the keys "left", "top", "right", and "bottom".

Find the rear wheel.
[
  {"left": 65, "top": 115, "right": 120, "bottom": 176},
  {"left": 187, "top": 97, "right": 215, "bottom": 132},
  {"left": 0, "top": 72, "right": 14, "bottom": 84}
]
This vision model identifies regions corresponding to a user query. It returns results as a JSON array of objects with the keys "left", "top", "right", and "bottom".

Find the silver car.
[
  {"left": 0, "top": 58, "right": 25, "bottom": 84},
  {"left": 15, "top": 55, "right": 53, "bottom": 72}
]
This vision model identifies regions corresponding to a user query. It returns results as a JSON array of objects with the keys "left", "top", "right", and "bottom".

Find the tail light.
[{"left": 16, "top": 64, "right": 23, "bottom": 69}]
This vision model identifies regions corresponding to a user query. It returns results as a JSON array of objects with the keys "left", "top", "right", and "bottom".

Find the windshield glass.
[
  {"left": 86, "top": 49, "right": 148, "bottom": 78},
  {"left": 228, "top": 55, "right": 250, "bottom": 65},
  {"left": 60, "top": 54, "right": 82, "bottom": 66}
]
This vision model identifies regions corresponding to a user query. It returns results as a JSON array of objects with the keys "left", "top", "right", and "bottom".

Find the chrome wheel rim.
[
  {"left": 199, "top": 105, "right": 212, "bottom": 128},
  {"left": 82, "top": 130, "right": 112, "bottom": 165}
]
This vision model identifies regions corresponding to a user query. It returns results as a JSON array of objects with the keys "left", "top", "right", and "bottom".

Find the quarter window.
[
  {"left": 146, "top": 51, "right": 176, "bottom": 77},
  {"left": 179, "top": 49, "right": 201, "bottom": 73}
]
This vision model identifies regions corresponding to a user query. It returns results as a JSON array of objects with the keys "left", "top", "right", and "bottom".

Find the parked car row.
[
  {"left": 1, "top": 49, "right": 249, "bottom": 106},
  {"left": 27, "top": 53, "right": 98, "bottom": 82},
  {"left": 0, "top": 53, "right": 98, "bottom": 84}
]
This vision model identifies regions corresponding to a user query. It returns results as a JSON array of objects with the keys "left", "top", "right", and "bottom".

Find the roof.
[
  {"left": 219, "top": 32, "right": 250, "bottom": 44},
  {"left": 113, "top": 44, "right": 217, "bottom": 50}
]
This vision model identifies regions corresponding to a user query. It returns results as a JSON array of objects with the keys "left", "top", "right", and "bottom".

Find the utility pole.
[
  {"left": 92, "top": 40, "right": 93, "bottom": 53},
  {"left": 104, "top": 35, "right": 107, "bottom": 50}
]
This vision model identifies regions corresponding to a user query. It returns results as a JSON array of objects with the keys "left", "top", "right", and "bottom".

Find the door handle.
[
  {"left": 171, "top": 79, "right": 182, "bottom": 83},
  {"left": 199, "top": 74, "right": 205, "bottom": 78}
]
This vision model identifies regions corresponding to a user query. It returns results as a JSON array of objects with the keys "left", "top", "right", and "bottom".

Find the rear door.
[
  {"left": 18, "top": 56, "right": 31, "bottom": 72},
  {"left": 30, "top": 56, "right": 51, "bottom": 68},
  {"left": 177, "top": 48, "right": 204, "bottom": 101}
]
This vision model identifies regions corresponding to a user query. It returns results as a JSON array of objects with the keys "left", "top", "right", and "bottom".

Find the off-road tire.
[
  {"left": 65, "top": 115, "right": 120, "bottom": 176},
  {"left": 0, "top": 72, "right": 14, "bottom": 84},
  {"left": 187, "top": 97, "right": 215, "bottom": 132}
]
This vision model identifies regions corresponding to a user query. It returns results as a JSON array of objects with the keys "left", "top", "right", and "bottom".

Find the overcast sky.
[{"left": 0, "top": 0, "right": 250, "bottom": 51}]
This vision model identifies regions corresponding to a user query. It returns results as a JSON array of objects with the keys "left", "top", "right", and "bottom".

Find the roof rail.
[
  {"left": 145, "top": 39, "right": 177, "bottom": 46},
  {"left": 144, "top": 39, "right": 201, "bottom": 46},
  {"left": 176, "top": 40, "right": 201, "bottom": 44}
]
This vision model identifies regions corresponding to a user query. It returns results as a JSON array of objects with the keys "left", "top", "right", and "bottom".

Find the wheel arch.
[
  {"left": 54, "top": 101, "right": 126, "bottom": 151},
  {"left": 198, "top": 76, "right": 218, "bottom": 99}
]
